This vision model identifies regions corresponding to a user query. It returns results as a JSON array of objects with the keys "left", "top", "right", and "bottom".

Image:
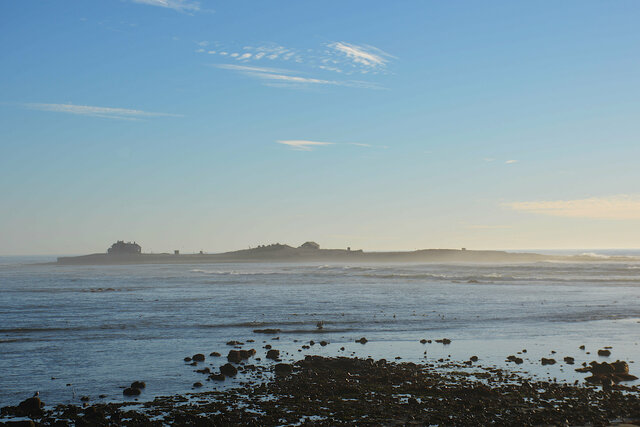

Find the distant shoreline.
[{"left": 55, "top": 245, "right": 638, "bottom": 265}]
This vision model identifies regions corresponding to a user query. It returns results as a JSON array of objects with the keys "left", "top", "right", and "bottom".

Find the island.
[{"left": 55, "top": 241, "right": 628, "bottom": 265}]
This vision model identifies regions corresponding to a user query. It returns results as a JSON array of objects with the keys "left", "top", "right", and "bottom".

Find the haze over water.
[{"left": 1, "top": 255, "right": 639, "bottom": 407}]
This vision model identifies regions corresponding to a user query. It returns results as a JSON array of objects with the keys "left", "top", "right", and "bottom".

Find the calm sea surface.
[{"left": 1, "top": 255, "right": 639, "bottom": 407}]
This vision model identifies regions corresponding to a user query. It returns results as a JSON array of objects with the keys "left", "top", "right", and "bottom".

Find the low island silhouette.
[{"left": 55, "top": 240, "right": 630, "bottom": 265}]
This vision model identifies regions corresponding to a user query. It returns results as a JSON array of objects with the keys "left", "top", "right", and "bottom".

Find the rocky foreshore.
[{"left": 2, "top": 349, "right": 640, "bottom": 426}]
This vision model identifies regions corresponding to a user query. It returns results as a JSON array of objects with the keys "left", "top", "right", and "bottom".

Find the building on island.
[
  {"left": 107, "top": 240, "right": 141, "bottom": 255},
  {"left": 298, "top": 241, "right": 320, "bottom": 250}
]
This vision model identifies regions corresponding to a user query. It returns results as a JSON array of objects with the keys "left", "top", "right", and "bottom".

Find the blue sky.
[{"left": 2, "top": 0, "right": 640, "bottom": 255}]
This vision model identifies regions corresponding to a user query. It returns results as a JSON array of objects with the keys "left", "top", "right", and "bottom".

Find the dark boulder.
[
  {"left": 17, "top": 397, "right": 44, "bottom": 417},
  {"left": 192, "top": 354, "right": 205, "bottom": 362},
  {"left": 210, "top": 352, "right": 221, "bottom": 357},
  {"left": 227, "top": 350, "right": 242, "bottom": 363},
  {"left": 506, "top": 355, "right": 523, "bottom": 364},
  {"left": 228, "top": 349, "right": 256, "bottom": 363},
  {"left": 612, "top": 360, "right": 629, "bottom": 374},
  {"left": 240, "top": 349, "right": 256, "bottom": 359},
  {"left": 209, "top": 373, "right": 225, "bottom": 381},
  {"left": 266, "top": 349, "right": 280, "bottom": 360},
  {"left": 220, "top": 363, "right": 238, "bottom": 376},
  {"left": 123, "top": 387, "right": 141, "bottom": 396},
  {"left": 541, "top": 358, "right": 556, "bottom": 365},
  {"left": 130, "top": 381, "right": 146, "bottom": 389},
  {"left": 597, "top": 349, "right": 611, "bottom": 357},
  {"left": 355, "top": 337, "right": 368, "bottom": 344}
]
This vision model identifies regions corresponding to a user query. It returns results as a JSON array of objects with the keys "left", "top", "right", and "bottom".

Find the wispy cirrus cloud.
[
  {"left": 505, "top": 159, "right": 518, "bottom": 164},
  {"left": 276, "top": 140, "right": 378, "bottom": 151},
  {"left": 327, "top": 42, "right": 393, "bottom": 70},
  {"left": 24, "top": 103, "right": 181, "bottom": 121},
  {"left": 215, "top": 64, "right": 295, "bottom": 74},
  {"left": 199, "top": 40, "right": 395, "bottom": 88},
  {"left": 277, "top": 140, "right": 335, "bottom": 151},
  {"left": 131, "top": 0, "right": 200, "bottom": 12},
  {"left": 504, "top": 195, "right": 640, "bottom": 220},
  {"left": 214, "top": 64, "right": 383, "bottom": 89}
]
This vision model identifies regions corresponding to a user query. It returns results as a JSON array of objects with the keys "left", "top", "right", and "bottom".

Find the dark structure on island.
[
  {"left": 107, "top": 240, "right": 141, "bottom": 255},
  {"left": 298, "top": 241, "right": 320, "bottom": 250}
]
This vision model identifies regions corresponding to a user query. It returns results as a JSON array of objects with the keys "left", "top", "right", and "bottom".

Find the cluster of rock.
[
  {"left": 1, "top": 396, "right": 44, "bottom": 418},
  {"left": 228, "top": 349, "right": 257, "bottom": 363},
  {"left": 123, "top": 381, "right": 145, "bottom": 396},
  {"left": 184, "top": 346, "right": 263, "bottom": 383},
  {"left": 506, "top": 355, "right": 524, "bottom": 364},
  {"left": 576, "top": 360, "right": 638, "bottom": 385}
]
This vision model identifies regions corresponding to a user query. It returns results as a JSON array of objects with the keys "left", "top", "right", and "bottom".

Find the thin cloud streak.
[
  {"left": 505, "top": 195, "right": 640, "bottom": 220},
  {"left": 131, "top": 0, "right": 200, "bottom": 12},
  {"left": 215, "top": 64, "right": 295, "bottom": 74},
  {"left": 214, "top": 64, "right": 384, "bottom": 89},
  {"left": 328, "top": 42, "right": 393, "bottom": 69},
  {"left": 24, "top": 103, "right": 181, "bottom": 120},
  {"left": 277, "top": 140, "right": 378, "bottom": 151},
  {"left": 277, "top": 140, "right": 335, "bottom": 151}
]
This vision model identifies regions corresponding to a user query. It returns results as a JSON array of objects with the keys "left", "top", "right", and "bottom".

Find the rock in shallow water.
[
  {"left": 123, "top": 387, "right": 141, "bottom": 396},
  {"left": 576, "top": 360, "right": 638, "bottom": 384},
  {"left": 220, "top": 363, "right": 238, "bottom": 376},
  {"left": 266, "top": 349, "right": 280, "bottom": 360},
  {"left": 16, "top": 397, "right": 44, "bottom": 417}
]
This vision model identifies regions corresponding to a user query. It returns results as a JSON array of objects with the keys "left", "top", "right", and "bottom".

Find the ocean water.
[{"left": 1, "top": 256, "right": 640, "bottom": 408}]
